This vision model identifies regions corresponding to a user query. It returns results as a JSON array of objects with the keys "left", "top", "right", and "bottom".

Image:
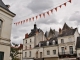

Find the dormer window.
[
  {"left": 53, "top": 40, "right": 55, "bottom": 45},
  {"left": 47, "top": 41, "right": 49, "bottom": 46}
]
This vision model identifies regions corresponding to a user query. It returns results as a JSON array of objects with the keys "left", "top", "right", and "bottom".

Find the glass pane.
[{"left": 0, "top": 52, "right": 4, "bottom": 60}]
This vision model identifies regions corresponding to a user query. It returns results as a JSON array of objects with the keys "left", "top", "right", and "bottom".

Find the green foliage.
[{"left": 10, "top": 43, "right": 20, "bottom": 60}]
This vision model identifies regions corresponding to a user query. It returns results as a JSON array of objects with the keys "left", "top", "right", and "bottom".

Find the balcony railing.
[{"left": 59, "top": 51, "right": 76, "bottom": 55}]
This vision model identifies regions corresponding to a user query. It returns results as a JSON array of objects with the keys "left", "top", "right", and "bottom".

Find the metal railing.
[{"left": 59, "top": 51, "right": 76, "bottom": 55}]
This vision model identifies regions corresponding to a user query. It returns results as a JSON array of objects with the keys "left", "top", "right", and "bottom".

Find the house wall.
[
  {"left": 77, "top": 48, "right": 80, "bottom": 58},
  {"left": 43, "top": 46, "right": 58, "bottom": 58},
  {"left": 0, "top": 8, "right": 14, "bottom": 60},
  {"left": 23, "top": 36, "right": 35, "bottom": 50},
  {"left": 58, "top": 35, "right": 76, "bottom": 53},
  {"left": 74, "top": 29, "right": 79, "bottom": 46}
]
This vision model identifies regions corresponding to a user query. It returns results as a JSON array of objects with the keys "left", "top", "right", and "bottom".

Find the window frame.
[
  {"left": 47, "top": 50, "right": 50, "bottom": 55},
  {"left": 53, "top": 50, "right": 56, "bottom": 55},
  {"left": 61, "top": 39, "right": 64, "bottom": 43}
]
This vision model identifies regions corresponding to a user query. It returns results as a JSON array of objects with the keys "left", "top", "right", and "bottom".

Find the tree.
[{"left": 10, "top": 43, "right": 20, "bottom": 60}]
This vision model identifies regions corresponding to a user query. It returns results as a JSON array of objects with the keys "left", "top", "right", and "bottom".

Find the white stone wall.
[
  {"left": 44, "top": 46, "right": 58, "bottom": 58},
  {"left": 23, "top": 36, "right": 35, "bottom": 50},
  {"left": 77, "top": 49, "right": 80, "bottom": 58},
  {"left": 0, "top": 8, "right": 15, "bottom": 60}
]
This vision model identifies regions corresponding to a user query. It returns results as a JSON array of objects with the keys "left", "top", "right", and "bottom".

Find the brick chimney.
[
  {"left": 59, "top": 28, "right": 62, "bottom": 34},
  {"left": 25, "top": 33, "right": 28, "bottom": 38}
]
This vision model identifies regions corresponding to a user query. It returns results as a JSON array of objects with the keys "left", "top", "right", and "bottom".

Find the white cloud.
[{"left": 3, "top": 0, "right": 80, "bottom": 44}]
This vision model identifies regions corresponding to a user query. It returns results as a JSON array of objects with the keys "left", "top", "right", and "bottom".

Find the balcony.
[{"left": 59, "top": 51, "right": 77, "bottom": 58}]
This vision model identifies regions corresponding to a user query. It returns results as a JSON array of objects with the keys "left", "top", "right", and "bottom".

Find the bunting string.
[{"left": 14, "top": 0, "right": 72, "bottom": 26}]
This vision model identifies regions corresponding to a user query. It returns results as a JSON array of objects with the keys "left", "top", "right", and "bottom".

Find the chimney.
[
  {"left": 6, "top": 5, "right": 10, "bottom": 9},
  {"left": 59, "top": 28, "right": 62, "bottom": 34},
  {"left": 25, "top": 33, "right": 28, "bottom": 38}
]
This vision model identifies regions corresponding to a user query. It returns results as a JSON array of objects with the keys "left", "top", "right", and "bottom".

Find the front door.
[{"left": 0, "top": 52, "right": 4, "bottom": 60}]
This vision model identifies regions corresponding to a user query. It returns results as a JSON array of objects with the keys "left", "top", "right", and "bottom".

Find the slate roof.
[
  {"left": 35, "top": 37, "right": 58, "bottom": 48},
  {"left": 62, "top": 23, "right": 71, "bottom": 30},
  {"left": 0, "top": 0, "right": 15, "bottom": 15},
  {"left": 28, "top": 24, "right": 43, "bottom": 38},
  {"left": 58, "top": 28, "right": 77, "bottom": 37},
  {"left": 76, "top": 37, "right": 80, "bottom": 49}
]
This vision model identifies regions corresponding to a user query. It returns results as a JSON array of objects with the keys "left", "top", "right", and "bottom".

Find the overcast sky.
[{"left": 3, "top": 0, "right": 80, "bottom": 44}]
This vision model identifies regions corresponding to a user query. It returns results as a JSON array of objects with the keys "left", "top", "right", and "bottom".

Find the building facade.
[
  {"left": 0, "top": 0, "right": 15, "bottom": 60},
  {"left": 23, "top": 23, "right": 80, "bottom": 60}
]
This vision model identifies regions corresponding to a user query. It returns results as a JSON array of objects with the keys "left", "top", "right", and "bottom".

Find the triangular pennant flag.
[
  {"left": 64, "top": 3, "right": 66, "bottom": 6},
  {"left": 55, "top": 7, "right": 57, "bottom": 11},
  {"left": 29, "top": 18, "right": 31, "bottom": 21},
  {"left": 32, "top": 17, "right": 34, "bottom": 21},
  {"left": 21, "top": 21, "right": 23, "bottom": 24},
  {"left": 18, "top": 21, "right": 20, "bottom": 25},
  {"left": 59, "top": 5, "right": 62, "bottom": 8},
  {"left": 14, "top": 23, "right": 15, "bottom": 24},
  {"left": 50, "top": 9, "right": 53, "bottom": 13},
  {"left": 39, "top": 14, "right": 42, "bottom": 18},
  {"left": 26, "top": 19, "right": 28, "bottom": 22},
  {"left": 68, "top": 0, "right": 71, "bottom": 3},
  {"left": 43, "top": 13, "right": 45, "bottom": 18},
  {"left": 36, "top": 16, "right": 38, "bottom": 20},
  {"left": 47, "top": 11, "right": 50, "bottom": 15},
  {"left": 23, "top": 20, "right": 25, "bottom": 23},
  {"left": 16, "top": 23, "right": 17, "bottom": 26}
]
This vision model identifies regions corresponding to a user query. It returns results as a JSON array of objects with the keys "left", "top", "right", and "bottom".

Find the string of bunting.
[{"left": 14, "top": 0, "right": 71, "bottom": 26}]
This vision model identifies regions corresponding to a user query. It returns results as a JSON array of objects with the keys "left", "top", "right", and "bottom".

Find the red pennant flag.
[
  {"left": 23, "top": 20, "right": 25, "bottom": 23},
  {"left": 29, "top": 18, "right": 31, "bottom": 21},
  {"left": 50, "top": 9, "right": 53, "bottom": 13},
  {"left": 21, "top": 21, "right": 23, "bottom": 24},
  {"left": 36, "top": 16, "right": 38, "bottom": 20},
  {"left": 55, "top": 7, "right": 57, "bottom": 11},
  {"left": 32, "top": 17, "right": 34, "bottom": 21},
  {"left": 43, "top": 13, "right": 45, "bottom": 18},
  {"left": 26, "top": 19, "right": 28, "bottom": 22},
  {"left": 18, "top": 21, "right": 20, "bottom": 25},
  {"left": 59, "top": 5, "right": 62, "bottom": 8},
  {"left": 39, "top": 14, "right": 42, "bottom": 18},
  {"left": 68, "top": 0, "right": 71, "bottom": 3},
  {"left": 14, "top": 23, "right": 15, "bottom": 24},
  {"left": 47, "top": 11, "right": 50, "bottom": 15},
  {"left": 16, "top": 23, "right": 17, "bottom": 26},
  {"left": 64, "top": 3, "right": 66, "bottom": 6}
]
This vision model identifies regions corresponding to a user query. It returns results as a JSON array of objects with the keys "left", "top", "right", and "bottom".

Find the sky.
[{"left": 3, "top": 0, "right": 80, "bottom": 44}]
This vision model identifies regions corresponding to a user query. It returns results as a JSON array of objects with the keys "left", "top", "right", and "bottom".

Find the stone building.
[
  {"left": 0, "top": 0, "right": 15, "bottom": 60},
  {"left": 23, "top": 23, "right": 80, "bottom": 60}
]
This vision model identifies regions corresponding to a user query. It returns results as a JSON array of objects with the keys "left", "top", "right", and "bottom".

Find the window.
[
  {"left": 40, "top": 52, "right": 42, "bottom": 58},
  {"left": 26, "top": 40, "right": 27, "bottom": 43},
  {"left": 0, "top": 52, "right": 4, "bottom": 60},
  {"left": 25, "top": 46, "right": 27, "bottom": 50},
  {"left": 61, "top": 47, "right": 65, "bottom": 54},
  {"left": 25, "top": 52, "right": 27, "bottom": 57},
  {"left": 69, "top": 46, "right": 73, "bottom": 54},
  {"left": 30, "top": 39, "right": 31, "bottom": 42},
  {"left": 47, "top": 50, "right": 50, "bottom": 55},
  {"left": 0, "top": 19, "right": 3, "bottom": 35},
  {"left": 29, "top": 51, "right": 31, "bottom": 57},
  {"left": 30, "top": 45, "right": 31, "bottom": 49},
  {"left": 53, "top": 50, "right": 56, "bottom": 55},
  {"left": 53, "top": 40, "right": 55, "bottom": 45},
  {"left": 47, "top": 41, "right": 49, "bottom": 46},
  {"left": 61, "top": 39, "right": 64, "bottom": 43}
]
